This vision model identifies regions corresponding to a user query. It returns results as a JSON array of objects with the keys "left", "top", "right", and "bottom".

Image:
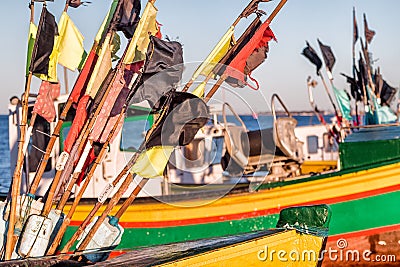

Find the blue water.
[
  {"left": 0, "top": 113, "right": 331, "bottom": 193},
  {"left": 0, "top": 115, "right": 10, "bottom": 193}
]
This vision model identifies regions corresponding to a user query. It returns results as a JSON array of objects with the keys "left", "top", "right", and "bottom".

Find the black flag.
[
  {"left": 363, "top": 13, "right": 375, "bottom": 44},
  {"left": 380, "top": 80, "right": 397, "bottom": 105},
  {"left": 358, "top": 53, "right": 368, "bottom": 86},
  {"left": 110, "top": 0, "right": 141, "bottom": 39},
  {"left": 353, "top": 7, "right": 358, "bottom": 45},
  {"left": 318, "top": 39, "right": 336, "bottom": 73},
  {"left": 302, "top": 41, "right": 322, "bottom": 75},
  {"left": 130, "top": 36, "right": 184, "bottom": 107},
  {"left": 146, "top": 91, "right": 209, "bottom": 149},
  {"left": 341, "top": 72, "right": 363, "bottom": 102},
  {"left": 29, "top": 7, "right": 58, "bottom": 75}
]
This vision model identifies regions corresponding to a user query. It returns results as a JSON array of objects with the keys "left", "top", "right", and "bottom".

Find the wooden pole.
[
  {"left": 5, "top": 1, "right": 36, "bottom": 259},
  {"left": 55, "top": 153, "right": 139, "bottom": 254},
  {"left": 181, "top": 0, "right": 270, "bottom": 93},
  {"left": 47, "top": 106, "right": 128, "bottom": 255},
  {"left": 5, "top": 73, "right": 33, "bottom": 259},
  {"left": 73, "top": 173, "right": 143, "bottom": 256},
  {"left": 74, "top": 0, "right": 289, "bottom": 256},
  {"left": 63, "top": 67, "right": 69, "bottom": 94}
]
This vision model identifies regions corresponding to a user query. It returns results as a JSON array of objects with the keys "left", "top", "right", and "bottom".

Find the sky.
[{"left": 0, "top": 0, "right": 399, "bottom": 114}]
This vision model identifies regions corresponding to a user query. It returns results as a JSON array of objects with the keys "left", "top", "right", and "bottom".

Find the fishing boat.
[
  {"left": 0, "top": 205, "right": 331, "bottom": 266},
  {"left": 4, "top": 0, "right": 400, "bottom": 264},
  {"left": 9, "top": 81, "right": 399, "bottom": 264}
]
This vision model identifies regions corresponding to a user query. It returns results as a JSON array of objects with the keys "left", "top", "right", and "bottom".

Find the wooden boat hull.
[
  {"left": 59, "top": 158, "right": 400, "bottom": 255},
  {"left": 97, "top": 230, "right": 325, "bottom": 267}
]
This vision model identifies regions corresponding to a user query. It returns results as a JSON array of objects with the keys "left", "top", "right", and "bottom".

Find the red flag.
[
  {"left": 63, "top": 95, "right": 90, "bottom": 153},
  {"left": 69, "top": 50, "right": 98, "bottom": 103},
  {"left": 33, "top": 81, "right": 60, "bottom": 122},
  {"left": 88, "top": 63, "right": 140, "bottom": 143},
  {"left": 225, "top": 20, "right": 275, "bottom": 86}
]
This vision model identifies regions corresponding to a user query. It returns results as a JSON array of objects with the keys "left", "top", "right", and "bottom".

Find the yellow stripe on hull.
[
  {"left": 64, "top": 161, "right": 400, "bottom": 224},
  {"left": 158, "top": 230, "right": 323, "bottom": 267},
  {"left": 300, "top": 160, "right": 337, "bottom": 174}
]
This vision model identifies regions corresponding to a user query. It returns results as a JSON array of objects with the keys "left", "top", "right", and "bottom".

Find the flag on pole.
[
  {"left": 224, "top": 20, "right": 276, "bottom": 87},
  {"left": 302, "top": 41, "right": 322, "bottom": 75},
  {"left": 110, "top": 0, "right": 141, "bottom": 38},
  {"left": 192, "top": 26, "right": 235, "bottom": 79},
  {"left": 29, "top": 7, "right": 58, "bottom": 77},
  {"left": 353, "top": 7, "right": 358, "bottom": 45},
  {"left": 57, "top": 12, "right": 85, "bottom": 71},
  {"left": 363, "top": 13, "right": 375, "bottom": 44},
  {"left": 129, "top": 36, "right": 184, "bottom": 107},
  {"left": 332, "top": 86, "right": 352, "bottom": 122},
  {"left": 130, "top": 91, "right": 209, "bottom": 178},
  {"left": 33, "top": 81, "right": 60, "bottom": 122},
  {"left": 192, "top": 81, "right": 206, "bottom": 98},
  {"left": 85, "top": 40, "right": 113, "bottom": 98},
  {"left": 68, "top": 50, "right": 98, "bottom": 103},
  {"left": 341, "top": 72, "right": 363, "bottom": 102},
  {"left": 68, "top": 0, "right": 119, "bottom": 104},
  {"left": 95, "top": 0, "right": 119, "bottom": 44},
  {"left": 88, "top": 66, "right": 137, "bottom": 143},
  {"left": 123, "top": 1, "right": 159, "bottom": 64},
  {"left": 317, "top": 39, "right": 336, "bottom": 73}
]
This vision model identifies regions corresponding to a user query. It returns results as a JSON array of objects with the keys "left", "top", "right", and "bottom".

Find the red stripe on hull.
[
  {"left": 69, "top": 184, "right": 400, "bottom": 228},
  {"left": 328, "top": 224, "right": 400, "bottom": 241}
]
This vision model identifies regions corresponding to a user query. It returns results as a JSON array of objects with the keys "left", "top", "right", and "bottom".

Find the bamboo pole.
[
  {"left": 55, "top": 153, "right": 139, "bottom": 254},
  {"left": 4, "top": 1, "right": 36, "bottom": 258},
  {"left": 181, "top": 0, "right": 269, "bottom": 92},
  {"left": 5, "top": 74, "right": 33, "bottom": 259},
  {"left": 73, "top": 0, "right": 288, "bottom": 256},
  {"left": 47, "top": 106, "right": 128, "bottom": 255}
]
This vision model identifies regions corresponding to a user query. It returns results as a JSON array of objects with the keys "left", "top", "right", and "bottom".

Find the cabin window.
[
  {"left": 306, "top": 135, "right": 319, "bottom": 154},
  {"left": 211, "top": 136, "right": 224, "bottom": 165},
  {"left": 323, "top": 133, "right": 338, "bottom": 153},
  {"left": 120, "top": 115, "right": 152, "bottom": 152}
]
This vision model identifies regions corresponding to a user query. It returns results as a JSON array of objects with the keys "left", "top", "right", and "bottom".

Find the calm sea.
[{"left": 0, "top": 113, "right": 331, "bottom": 193}]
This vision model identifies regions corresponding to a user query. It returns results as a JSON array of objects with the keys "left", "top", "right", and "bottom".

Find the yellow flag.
[
  {"left": 95, "top": 0, "right": 119, "bottom": 44},
  {"left": 192, "top": 26, "right": 234, "bottom": 80},
  {"left": 131, "top": 146, "right": 174, "bottom": 178},
  {"left": 124, "top": 2, "right": 158, "bottom": 64},
  {"left": 35, "top": 12, "right": 85, "bottom": 82},
  {"left": 58, "top": 12, "right": 85, "bottom": 71},
  {"left": 85, "top": 36, "right": 112, "bottom": 98}
]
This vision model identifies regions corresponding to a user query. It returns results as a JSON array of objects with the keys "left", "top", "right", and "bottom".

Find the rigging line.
[{"left": 31, "top": 144, "right": 47, "bottom": 154}]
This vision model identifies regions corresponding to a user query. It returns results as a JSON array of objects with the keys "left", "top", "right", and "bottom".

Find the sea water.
[
  {"left": 0, "top": 115, "right": 10, "bottom": 193},
  {"left": 0, "top": 114, "right": 332, "bottom": 194}
]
